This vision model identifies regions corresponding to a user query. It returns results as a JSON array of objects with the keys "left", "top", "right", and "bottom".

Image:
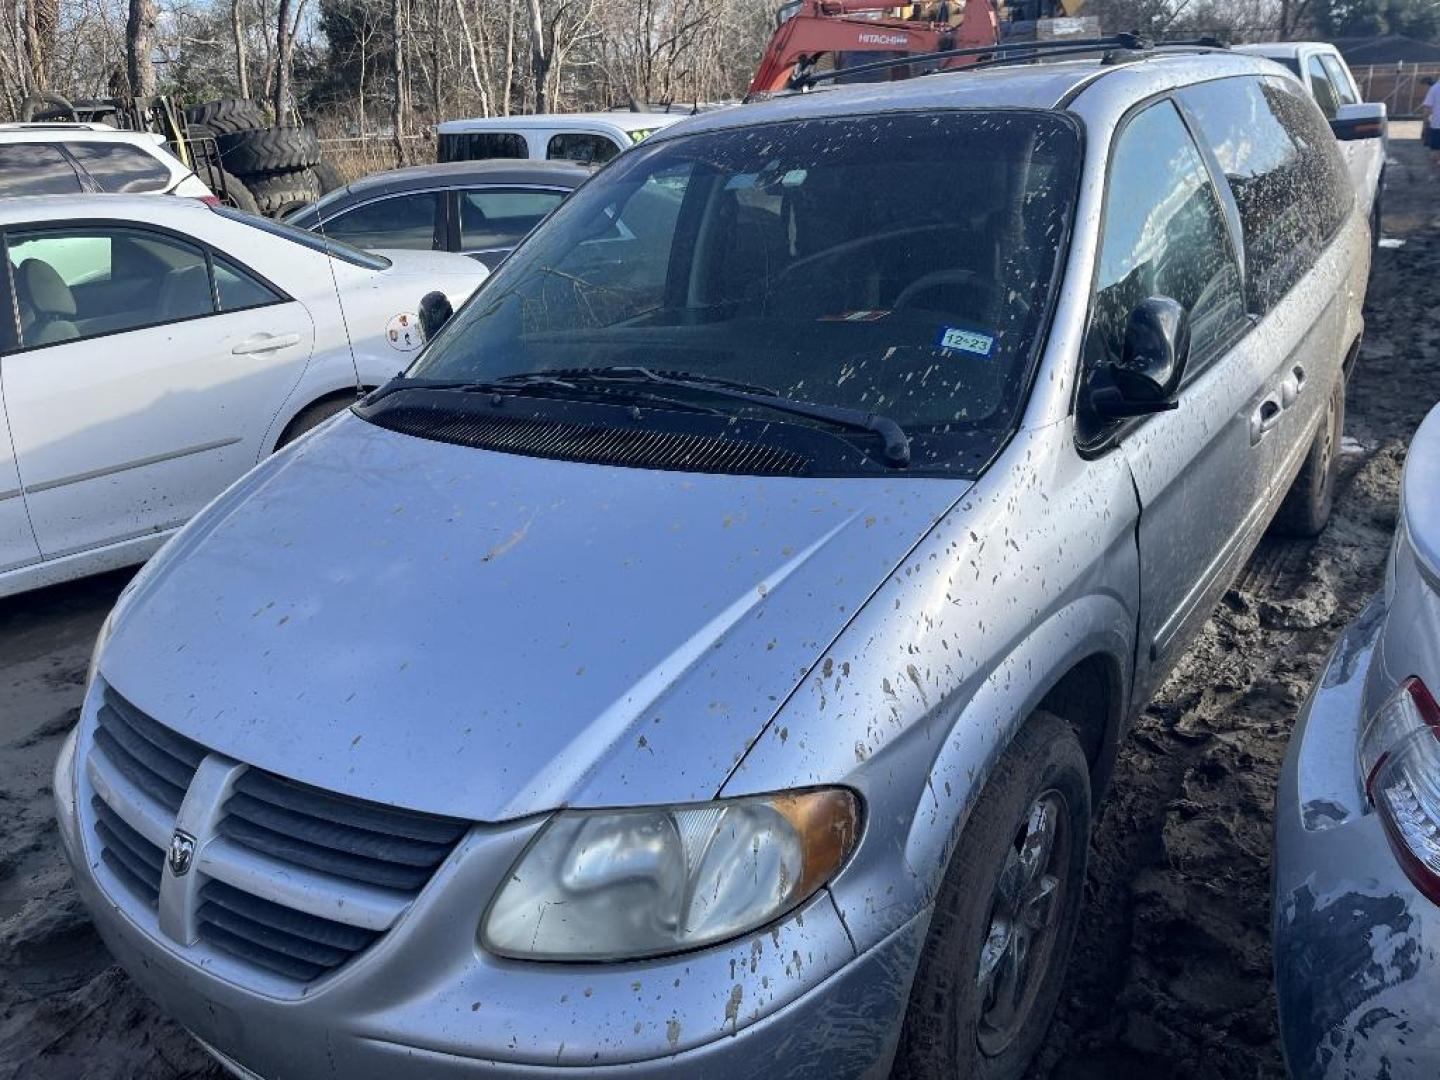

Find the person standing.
[{"left": 1422, "top": 76, "right": 1440, "bottom": 164}]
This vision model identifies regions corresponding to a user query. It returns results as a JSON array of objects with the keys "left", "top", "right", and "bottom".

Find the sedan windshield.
[{"left": 410, "top": 110, "right": 1080, "bottom": 473}]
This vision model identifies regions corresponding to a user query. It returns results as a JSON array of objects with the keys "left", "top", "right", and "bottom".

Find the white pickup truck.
[{"left": 1236, "top": 42, "right": 1388, "bottom": 241}]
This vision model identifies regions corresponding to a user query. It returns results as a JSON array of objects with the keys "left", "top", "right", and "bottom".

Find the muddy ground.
[{"left": 1, "top": 131, "right": 1437, "bottom": 1080}]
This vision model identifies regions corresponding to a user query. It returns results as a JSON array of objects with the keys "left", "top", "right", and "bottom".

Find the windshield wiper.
[
  {"left": 360, "top": 372, "right": 724, "bottom": 418},
  {"left": 550, "top": 366, "right": 912, "bottom": 468},
  {"left": 364, "top": 373, "right": 581, "bottom": 403},
  {"left": 365, "top": 368, "right": 911, "bottom": 467}
]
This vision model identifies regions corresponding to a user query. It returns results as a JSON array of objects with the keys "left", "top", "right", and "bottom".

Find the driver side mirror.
[
  {"left": 1091, "top": 297, "right": 1191, "bottom": 419},
  {"left": 1330, "top": 101, "right": 1386, "bottom": 141},
  {"left": 419, "top": 290, "right": 453, "bottom": 342}
]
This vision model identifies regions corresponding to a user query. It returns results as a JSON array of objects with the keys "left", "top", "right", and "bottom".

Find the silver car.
[
  {"left": 1273, "top": 402, "right": 1440, "bottom": 1078},
  {"left": 55, "top": 44, "right": 1374, "bottom": 1080}
]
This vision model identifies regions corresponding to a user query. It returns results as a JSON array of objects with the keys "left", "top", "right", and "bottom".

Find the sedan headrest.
[{"left": 16, "top": 258, "right": 77, "bottom": 317}]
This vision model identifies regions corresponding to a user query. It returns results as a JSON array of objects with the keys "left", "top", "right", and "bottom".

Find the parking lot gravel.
[{"left": 1, "top": 130, "right": 1436, "bottom": 1080}]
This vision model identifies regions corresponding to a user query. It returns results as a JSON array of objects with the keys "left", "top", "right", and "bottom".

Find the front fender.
[{"left": 722, "top": 424, "right": 1139, "bottom": 953}]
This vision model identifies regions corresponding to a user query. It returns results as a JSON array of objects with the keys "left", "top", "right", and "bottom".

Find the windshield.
[
  {"left": 411, "top": 110, "right": 1080, "bottom": 473},
  {"left": 212, "top": 206, "right": 391, "bottom": 270}
]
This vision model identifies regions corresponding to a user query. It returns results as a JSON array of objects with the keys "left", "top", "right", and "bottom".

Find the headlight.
[
  {"left": 482, "top": 788, "right": 861, "bottom": 961},
  {"left": 85, "top": 610, "right": 116, "bottom": 695}
]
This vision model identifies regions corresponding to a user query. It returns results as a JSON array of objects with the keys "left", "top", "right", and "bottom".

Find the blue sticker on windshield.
[{"left": 938, "top": 327, "right": 995, "bottom": 357}]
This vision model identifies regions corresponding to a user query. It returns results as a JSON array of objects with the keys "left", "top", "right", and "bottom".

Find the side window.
[
  {"left": 439, "top": 132, "right": 528, "bottom": 162},
  {"left": 459, "top": 188, "right": 566, "bottom": 252},
  {"left": 1086, "top": 100, "right": 1244, "bottom": 385},
  {"left": 546, "top": 133, "right": 619, "bottom": 165},
  {"left": 1320, "top": 55, "right": 1359, "bottom": 105},
  {"left": 0, "top": 144, "right": 83, "bottom": 196},
  {"left": 62, "top": 142, "right": 171, "bottom": 193},
  {"left": 214, "top": 255, "right": 283, "bottom": 312},
  {"left": 1179, "top": 75, "right": 1352, "bottom": 314},
  {"left": 322, "top": 192, "right": 441, "bottom": 250},
  {"left": 1306, "top": 55, "right": 1341, "bottom": 118},
  {"left": 7, "top": 227, "right": 214, "bottom": 348}
]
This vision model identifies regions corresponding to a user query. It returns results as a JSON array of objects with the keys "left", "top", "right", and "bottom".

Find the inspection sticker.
[{"left": 938, "top": 327, "right": 995, "bottom": 357}]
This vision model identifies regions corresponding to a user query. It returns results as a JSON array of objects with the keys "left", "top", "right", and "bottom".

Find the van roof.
[{"left": 648, "top": 51, "right": 1284, "bottom": 143}]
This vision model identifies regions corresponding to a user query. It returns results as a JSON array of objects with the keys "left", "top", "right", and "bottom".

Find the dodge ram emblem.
[{"left": 168, "top": 830, "right": 196, "bottom": 876}]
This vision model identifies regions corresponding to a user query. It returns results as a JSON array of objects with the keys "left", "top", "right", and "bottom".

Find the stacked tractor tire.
[{"left": 183, "top": 98, "right": 343, "bottom": 219}]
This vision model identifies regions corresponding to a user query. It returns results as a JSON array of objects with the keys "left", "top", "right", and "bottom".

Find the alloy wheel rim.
[
  {"left": 1318, "top": 391, "right": 1339, "bottom": 481},
  {"left": 975, "top": 789, "right": 1069, "bottom": 1057}
]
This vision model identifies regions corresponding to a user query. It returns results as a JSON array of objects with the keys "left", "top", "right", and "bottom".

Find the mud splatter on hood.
[{"left": 101, "top": 413, "right": 968, "bottom": 820}]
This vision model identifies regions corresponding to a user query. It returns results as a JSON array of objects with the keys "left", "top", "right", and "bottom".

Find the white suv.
[
  {"left": 0, "top": 123, "right": 215, "bottom": 200},
  {"left": 1235, "top": 42, "right": 1387, "bottom": 236}
]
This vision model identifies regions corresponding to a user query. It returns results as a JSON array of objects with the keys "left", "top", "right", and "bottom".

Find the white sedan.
[{"left": 0, "top": 194, "right": 487, "bottom": 597}]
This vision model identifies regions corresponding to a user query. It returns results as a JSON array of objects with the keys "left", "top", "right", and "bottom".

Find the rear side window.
[
  {"left": 1306, "top": 55, "right": 1341, "bottom": 118},
  {"left": 1179, "top": 75, "right": 1352, "bottom": 314},
  {"left": 439, "top": 132, "right": 528, "bottom": 162},
  {"left": 459, "top": 188, "right": 566, "bottom": 252},
  {"left": 63, "top": 141, "right": 172, "bottom": 193},
  {"left": 0, "top": 144, "right": 83, "bottom": 196},
  {"left": 1087, "top": 100, "right": 1244, "bottom": 383},
  {"left": 214, "top": 255, "right": 283, "bottom": 311},
  {"left": 546, "top": 133, "right": 618, "bottom": 165},
  {"left": 323, "top": 192, "right": 441, "bottom": 250},
  {"left": 1320, "top": 55, "right": 1359, "bottom": 105}
]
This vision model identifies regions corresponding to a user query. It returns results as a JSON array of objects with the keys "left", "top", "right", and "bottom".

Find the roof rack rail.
[{"left": 785, "top": 31, "right": 1225, "bottom": 92}]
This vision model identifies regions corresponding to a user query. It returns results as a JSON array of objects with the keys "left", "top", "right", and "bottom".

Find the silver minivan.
[{"left": 56, "top": 43, "right": 1374, "bottom": 1080}]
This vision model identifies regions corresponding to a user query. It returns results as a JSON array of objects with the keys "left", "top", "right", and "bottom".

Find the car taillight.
[
  {"left": 197, "top": 194, "right": 221, "bottom": 207},
  {"left": 1359, "top": 677, "right": 1440, "bottom": 904}
]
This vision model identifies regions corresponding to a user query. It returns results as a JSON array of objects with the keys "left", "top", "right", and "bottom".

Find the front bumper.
[
  {"left": 1273, "top": 595, "right": 1440, "bottom": 1079},
  {"left": 54, "top": 697, "right": 920, "bottom": 1080}
]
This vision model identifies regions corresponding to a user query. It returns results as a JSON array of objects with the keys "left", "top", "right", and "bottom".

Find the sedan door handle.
[
  {"left": 1251, "top": 396, "right": 1282, "bottom": 445},
  {"left": 232, "top": 333, "right": 301, "bottom": 355}
]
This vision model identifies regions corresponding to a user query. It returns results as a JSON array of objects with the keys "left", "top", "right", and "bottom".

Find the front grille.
[
  {"left": 93, "top": 685, "right": 204, "bottom": 813},
  {"left": 371, "top": 406, "right": 813, "bottom": 477},
  {"left": 83, "top": 686, "right": 471, "bottom": 986},
  {"left": 203, "top": 772, "right": 467, "bottom": 980},
  {"left": 197, "top": 880, "right": 380, "bottom": 983},
  {"left": 219, "top": 770, "right": 469, "bottom": 890},
  {"left": 92, "top": 795, "right": 164, "bottom": 905}
]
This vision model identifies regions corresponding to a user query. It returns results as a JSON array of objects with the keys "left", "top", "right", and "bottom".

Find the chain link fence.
[{"left": 1354, "top": 63, "right": 1440, "bottom": 119}]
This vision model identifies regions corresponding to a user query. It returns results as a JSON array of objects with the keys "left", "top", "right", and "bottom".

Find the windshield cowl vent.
[{"left": 368, "top": 406, "right": 813, "bottom": 477}]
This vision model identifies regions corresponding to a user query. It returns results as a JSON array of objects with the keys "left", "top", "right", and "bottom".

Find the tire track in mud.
[{"left": 1032, "top": 135, "right": 1440, "bottom": 1080}]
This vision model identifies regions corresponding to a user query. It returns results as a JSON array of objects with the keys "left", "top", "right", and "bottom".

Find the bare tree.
[
  {"left": 23, "top": 0, "right": 58, "bottom": 92},
  {"left": 126, "top": 0, "right": 156, "bottom": 97},
  {"left": 390, "top": 0, "right": 408, "bottom": 162},
  {"left": 232, "top": 0, "right": 250, "bottom": 96},
  {"left": 274, "top": 0, "right": 292, "bottom": 116}
]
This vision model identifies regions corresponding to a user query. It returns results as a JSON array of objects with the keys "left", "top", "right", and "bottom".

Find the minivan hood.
[{"left": 104, "top": 415, "right": 968, "bottom": 821}]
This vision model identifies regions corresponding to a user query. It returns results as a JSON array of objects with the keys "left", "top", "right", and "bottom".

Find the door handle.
[
  {"left": 1251, "top": 397, "right": 1282, "bottom": 445},
  {"left": 1280, "top": 364, "right": 1306, "bottom": 408},
  {"left": 232, "top": 333, "right": 301, "bottom": 355}
]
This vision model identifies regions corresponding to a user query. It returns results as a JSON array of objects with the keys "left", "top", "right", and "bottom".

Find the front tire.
[{"left": 892, "top": 711, "right": 1090, "bottom": 1080}]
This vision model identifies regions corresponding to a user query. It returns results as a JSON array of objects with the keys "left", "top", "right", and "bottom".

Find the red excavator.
[{"left": 748, "top": 0, "right": 1093, "bottom": 96}]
